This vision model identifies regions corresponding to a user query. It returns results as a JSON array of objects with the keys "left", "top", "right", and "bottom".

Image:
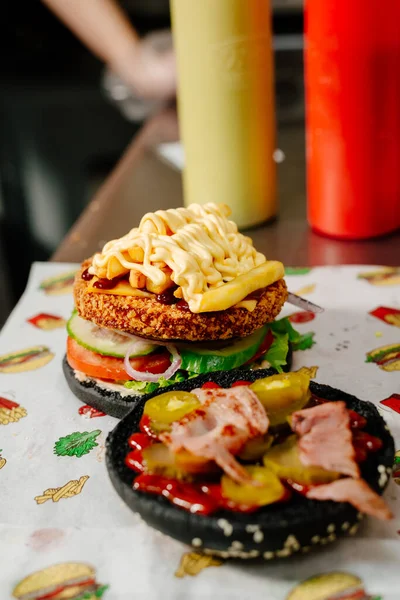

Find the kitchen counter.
[{"left": 53, "top": 108, "right": 400, "bottom": 266}]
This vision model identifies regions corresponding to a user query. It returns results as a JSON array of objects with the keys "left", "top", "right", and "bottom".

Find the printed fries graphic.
[
  {"left": 369, "top": 306, "right": 400, "bottom": 328},
  {"left": 294, "top": 283, "right": 316, "bottom": 296},
  {"left": 0, "top": 395, "right": 27, "bottom": 425},
  {"left": 175, "top": 552, "right": 223, "bottom": 578},
  {"left": 34, "top": 476, "right": 89, "bottom": 505},
  {"left": 27, "top": 313, "right": 66, "bottom": 330},
  {"left": 380, "top": 393, "right": 400, "bottom": 414}
]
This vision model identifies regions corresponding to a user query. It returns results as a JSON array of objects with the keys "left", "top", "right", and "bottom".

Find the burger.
[
  {"left": 366, "top": 343, "right": 400, "bottom": 372},
  {"left": 12, "top": 562, "right": 107, "bottom": 600},
  {"left": 63, "top": 203, "right": 307, "bottom": 418},
  {"left": 0, "top": 345, "right": 54, "bottom": 374},
  {"left": 105, "top": 367, "right": 394, "bottom": 559}
]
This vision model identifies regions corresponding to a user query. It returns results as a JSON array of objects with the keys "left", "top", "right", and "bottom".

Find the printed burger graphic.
[
  {"left": 39, "top": 270, "right": 77, "bottom": 296},
  {"left": 369, "top": 307, "right": 400, "bottom": 328},
  {"left": 12, "top": 562, "right": 108, "bottom": 600},
  {"left": 366, "top": 343, "right": 400, "bottom": 372},
  {"left": 0, "top": 346, "right": 54, "bottom": 374},
  {"left": 358, "top": 267, "right": 400, "bottom": 286},
  {"left": 286, "top": 572, "right": 380, "bottom": 600}
]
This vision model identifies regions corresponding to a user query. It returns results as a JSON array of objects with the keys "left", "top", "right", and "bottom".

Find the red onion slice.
[{"left": 124, "top": 342, "right": 182, "bottom": 382}]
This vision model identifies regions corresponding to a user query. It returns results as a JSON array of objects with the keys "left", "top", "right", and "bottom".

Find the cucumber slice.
[
  {"left": 178, "top": 325, "right": 268, "bottom": 374},
  {"left": 67, "top": 313, "right": 157, "bottom": 358}
]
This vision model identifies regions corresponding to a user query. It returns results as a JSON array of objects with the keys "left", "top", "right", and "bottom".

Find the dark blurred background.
[{"left": 0, "top": 0, "right": 304, "bottom": 325}]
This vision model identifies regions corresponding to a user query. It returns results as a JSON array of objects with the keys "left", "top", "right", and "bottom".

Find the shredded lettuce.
[
  {"left": 255, "top": 317, "right": 315, "bottom": 372},
  {"left": 269, "top": 317, "right": 315, "bottom": 351},
  {"left": 124, "top": 370, "right": 196, "bottom": 394},
  {"left": 263, "top": 332, "right": 289, "bottom": 373}
]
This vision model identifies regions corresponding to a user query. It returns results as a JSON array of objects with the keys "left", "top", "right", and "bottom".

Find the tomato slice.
[
  {"left": 245, "top": 329, "right": 274, "bottom": 364},
  {"left": 66, "top": 337, "right": 171, "bottom": 381}
]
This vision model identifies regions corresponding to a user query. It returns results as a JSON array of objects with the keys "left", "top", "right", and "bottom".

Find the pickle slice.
[
  {"left": 263, "top": 435, "right": 340, "bottom": 485},
  {"left": 250, "top": 373, "right": 311, "bottom": 426},
  {"left": 238, "top": 434, "right": 274, "bottom": 461},
  {"left": 221, "top": 466, "right": 285, "bottom": 507},
  {"left": 143, "top": 443, "right": 214, "bottom": 478},
  {"left": 143, "top": 391, "right": 200, "bottom": 425}
]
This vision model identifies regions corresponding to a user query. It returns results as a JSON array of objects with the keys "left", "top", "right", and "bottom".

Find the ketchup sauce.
[
  {"left": 93, "top": 276, "right": 123, "bottom": 290},
  {"left": 81, "top": 268, "right": 94, "bottom": 281},
  {"left": 156, "top": 287, "right": 178, "bottom": 305},
  {"left": 127, "top": 400, "right": 384, "bottom": 515}
]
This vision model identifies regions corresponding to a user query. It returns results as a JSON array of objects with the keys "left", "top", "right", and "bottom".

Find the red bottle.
[{"left": 305, "top": 0, "right": 400, "bottom": 239}]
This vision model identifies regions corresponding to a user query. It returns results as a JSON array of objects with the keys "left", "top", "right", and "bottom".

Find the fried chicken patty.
[{"left": 74, "top": 262, "right": 288, "bottom": 342}]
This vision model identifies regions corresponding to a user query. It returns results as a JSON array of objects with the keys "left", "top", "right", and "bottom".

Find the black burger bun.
[
  {"left": 63, "top": 345, "right": 293, "bottom": 420},
  {"left": 105, "top": 368, "right": 395, "bottom": 560}
]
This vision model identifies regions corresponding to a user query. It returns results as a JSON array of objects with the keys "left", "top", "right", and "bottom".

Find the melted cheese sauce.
[{"left": 90, "top": 203, "right": 267, "bottom": 312}]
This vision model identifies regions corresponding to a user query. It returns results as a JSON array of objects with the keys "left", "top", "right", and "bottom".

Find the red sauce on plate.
[
  {"left": 288, "top": 311, "right": 316, "bottom": 324},
  {"left": 347, "top": 410, "right": 367, "bottom": 430},
  {"left": 353, "top": 430, "right": 383, "bottom": 454},
  {"left": 78, "top": 405, "right": 106, "bottom": 418},
  {"left": 134, "top": 474, "right": 219, "bottom": 515},
  {"left": 125, "top": 450, "right": 146, "bottom": 473},
  {"left": 139, "top": 414, "right": 160, "bottom": 440},
  {"left": 128, "top": 433, "right": 155, "bottom": 451}
]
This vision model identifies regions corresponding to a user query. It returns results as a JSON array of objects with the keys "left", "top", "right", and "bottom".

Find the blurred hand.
[{"left": 115, "top": 32, "right": 176, "bottom": 101}]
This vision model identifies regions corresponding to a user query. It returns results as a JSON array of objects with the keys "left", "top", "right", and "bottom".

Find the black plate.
[
  {"left": 63, "top": 345, "right": 293, "bottom": 419},
  {"left": 105, "top": 368, "right": 395, "bottom": 560}
]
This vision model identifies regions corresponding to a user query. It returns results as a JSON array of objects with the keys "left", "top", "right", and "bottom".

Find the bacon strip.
[
  {"left": 307, "top": 478, "right": 393, "bottom": 521},
  {"left": 160, "top": 386, "right": 269, "bottom": 485},
  {"left": 291, "top": 401, "right": 360, "bottom": 478}
]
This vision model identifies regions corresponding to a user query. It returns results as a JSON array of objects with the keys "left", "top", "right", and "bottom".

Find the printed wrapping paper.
[{"left": 0, "top": 262, "right": 399, "bottom": 599}]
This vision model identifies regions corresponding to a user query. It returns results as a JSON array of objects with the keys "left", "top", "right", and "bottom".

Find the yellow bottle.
[{"left": 170, "top": 0, "right": 277, "bottom": 229}]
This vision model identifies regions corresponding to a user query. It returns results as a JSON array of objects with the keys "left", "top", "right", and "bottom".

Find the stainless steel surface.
[{"left": 287, "top": 292, "right": 324, "bottom": 313}]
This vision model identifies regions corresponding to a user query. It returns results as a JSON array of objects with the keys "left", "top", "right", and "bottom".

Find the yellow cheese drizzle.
[{"left": 90, "top": 203, "right": 268, "bottom": 313}]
